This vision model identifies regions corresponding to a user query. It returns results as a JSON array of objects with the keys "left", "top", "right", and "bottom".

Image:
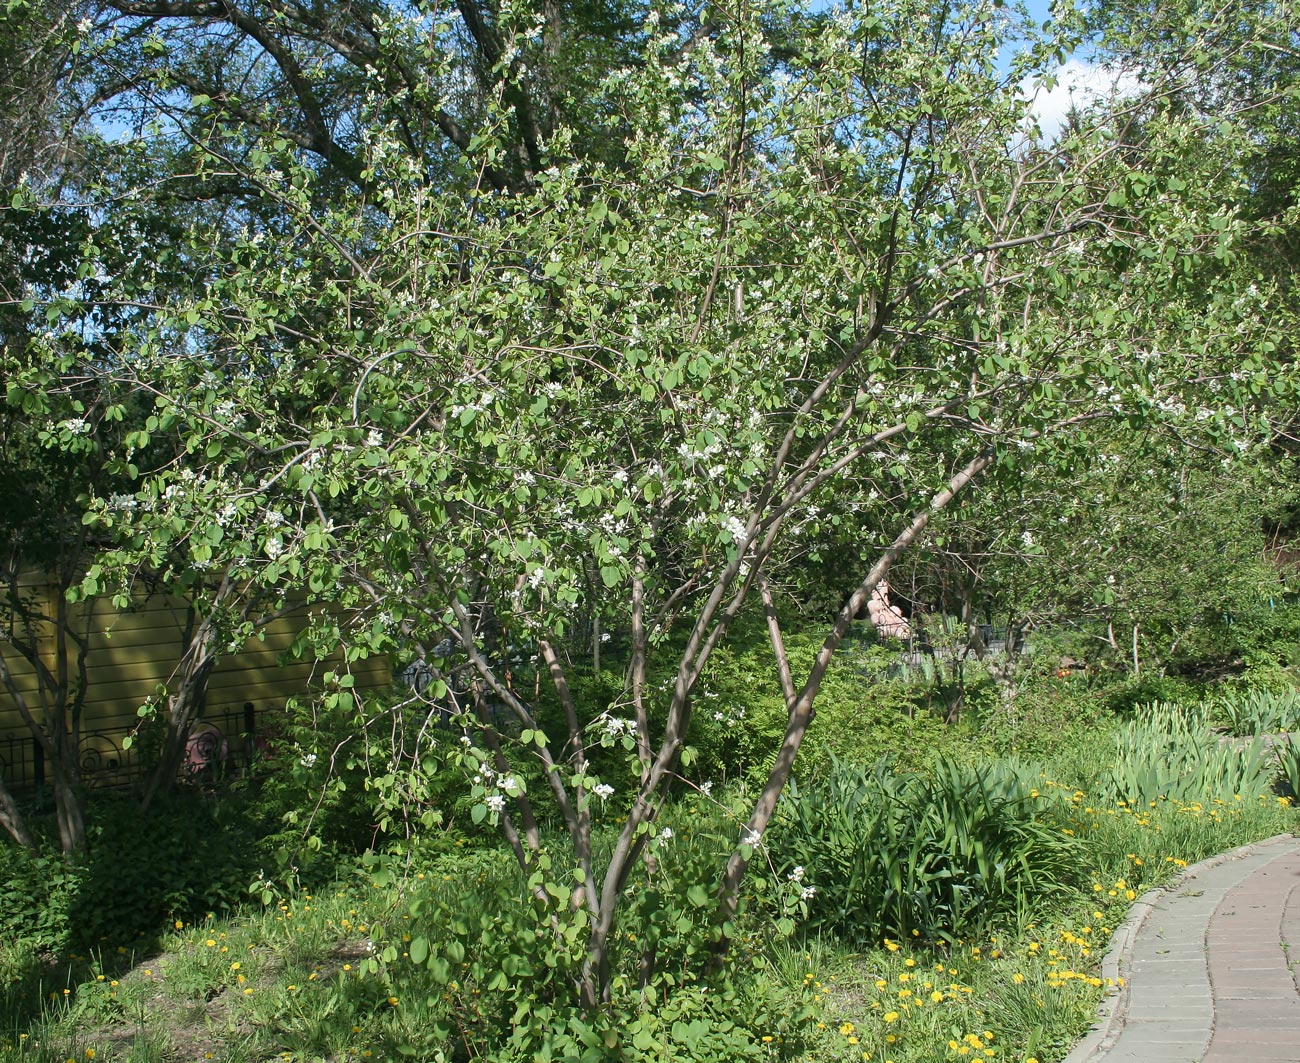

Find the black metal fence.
[{"left": 0, "top": 702, "right": 267, "bottom": 792}]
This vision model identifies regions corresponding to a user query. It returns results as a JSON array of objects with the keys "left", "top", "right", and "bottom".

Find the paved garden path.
[{"left": 1065, "top": 833, "right": 1300, "bottom": 1063}]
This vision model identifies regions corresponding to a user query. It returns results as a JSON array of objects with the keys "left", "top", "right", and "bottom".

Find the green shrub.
[
  {"left": 768, "top": 758, "right": 1079, "bottom": 946},
  {"left": 0, "top": 791, "right": 258, "bottom": 953},
  {"left": 0, "top": 844, "right": 80, "bottom": 953},
  {"left": 1105, "top": 674, "right": 1204, "bottom": 715},
  {"left": 386, "top": 815, "right": 810, "bottom": 1062},
  {"left": 690, "top": 626, "right": 960, "bottom": 787}
]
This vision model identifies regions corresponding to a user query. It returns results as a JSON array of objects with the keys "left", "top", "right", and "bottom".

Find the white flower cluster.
[
  {"left": 787, "top": 865, "right": 815, "bottom": 900},
  {"left": 720, "top": 515, "right": 748, "bottom": 544}
]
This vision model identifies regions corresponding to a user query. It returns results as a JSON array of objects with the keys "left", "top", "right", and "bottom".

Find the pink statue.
[
  {"left": 185, "top": 724, "right": 229, "bottom": 776},
  {"left": 867, "top": 579, "right": 911, "bottom": 640}
]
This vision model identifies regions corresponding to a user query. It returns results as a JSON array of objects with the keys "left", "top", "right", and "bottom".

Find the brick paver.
[{"left": 1064, "top": 834, "right": 1300, "bottom": 1063}]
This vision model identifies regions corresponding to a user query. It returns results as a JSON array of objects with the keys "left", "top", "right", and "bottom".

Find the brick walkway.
[{"left": 1064, "top": 834, "right": 1300, "bottom": 1063}]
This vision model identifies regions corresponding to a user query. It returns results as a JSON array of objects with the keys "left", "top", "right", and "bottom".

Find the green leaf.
[{"left": 409, "top": 936, "right": 429, "bottom": 965}]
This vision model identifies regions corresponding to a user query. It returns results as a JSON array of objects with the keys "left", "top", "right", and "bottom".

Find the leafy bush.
[
  {"left": 1105, "top": 674, "right": 1204, "bottom": 715},
  {"left": 768, "top": 758, "right": 1079, "bottom": 946},
  {"left": 0, "top": 844, "right": 81, "bottom": 953},
  {"left": 386, "top": 816, "right": 809, "bottom": 1062},
  {"left": 0, "top": 791, "right": 258, "bottom": 953},
  {"left": 1097, "top": 702, "right": 1276, "bottom": 805},
  {"left": 691, "top": 625, "right": 958, "bottom": 786}
]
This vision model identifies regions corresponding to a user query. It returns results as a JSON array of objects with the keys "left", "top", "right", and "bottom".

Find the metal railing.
[{"left": 0, "top": 703, "right": 267, "bottom": 792}]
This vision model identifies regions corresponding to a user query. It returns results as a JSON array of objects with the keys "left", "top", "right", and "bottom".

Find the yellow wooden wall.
[{"left": 1, "top": 569, "right": 390, "bottom": 742}]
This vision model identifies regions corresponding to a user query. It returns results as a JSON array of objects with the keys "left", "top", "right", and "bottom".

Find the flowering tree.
[{"left": 11, "top": 0, "right": 1296, "bottom": 1018}]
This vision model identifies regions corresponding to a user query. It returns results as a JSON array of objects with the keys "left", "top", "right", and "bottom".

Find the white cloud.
[{"left": 1019, "top": 58, "right": 1147, "bottom": 142}]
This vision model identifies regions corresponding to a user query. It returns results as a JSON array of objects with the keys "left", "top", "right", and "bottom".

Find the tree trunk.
[
  {"left": 141, "top": 619, "right": 219, "bottom": 812},
  {"left": 0, "top": 773, "right": 36, "bottom": 849},
  {"left": 51, "top": 754, "right": 85, "bottom": 858},
  {"left": 713, "top": 449, "right": 996, "bottom": 949}
]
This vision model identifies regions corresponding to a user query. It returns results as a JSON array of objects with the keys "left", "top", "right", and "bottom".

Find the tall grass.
[
  {"left": 1097, "top": 702, "right": 1276, "bottom": 805},
  {"left": 1212, "top": 686, "right": 1300, "bottom": 736},
  {"left": 769, "top": 758, "right": 1079, "bottom": 945}
]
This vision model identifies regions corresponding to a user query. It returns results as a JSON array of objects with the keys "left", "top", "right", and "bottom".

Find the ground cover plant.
[{"left": 2, "top": 679, "right": 1296, "bottom": 1063}]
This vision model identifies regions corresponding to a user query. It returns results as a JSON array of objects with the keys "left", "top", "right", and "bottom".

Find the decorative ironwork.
[{"left": 0, "top": 703, "right": 266, "bottom": 792}]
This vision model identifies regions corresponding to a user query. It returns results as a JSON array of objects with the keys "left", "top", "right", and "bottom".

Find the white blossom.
[{"left": 721, "top": 515, "right": 748, "bottom": 543}]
